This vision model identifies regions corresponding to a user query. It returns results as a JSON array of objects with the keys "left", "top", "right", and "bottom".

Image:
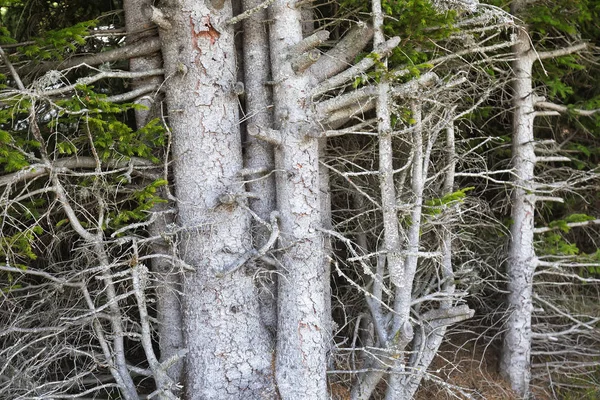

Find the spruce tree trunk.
[
  {"left": 500, "top": 4, "right": 536, "bottom": 395},
  {"left": 123, "top": 0, "right": 184, "bottom": 386},
  {"left": 241, "top": 0, "right": 278, "bottom": 335},
  {"left": 268, "top": 1, "right": 328, "bottom": 397},
  {"left": 158, "top": 1, "right": 275, "bottom": 398}
]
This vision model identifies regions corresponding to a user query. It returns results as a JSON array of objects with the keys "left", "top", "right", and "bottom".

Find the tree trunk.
[
  {"left": 123, "top": 0, "right": 184, "bottom": 387},
  {"left": 500, "top": 5, "right": 536, "bottom": 395},
  {"left": 158, "top": 1, "right": 275, "bottom": 398},
  {"left": 241, "top": 0, "right": 278, "bottom": 335},
  {"left": 268, "top": 2, "right": 328, "bottom": 397},
  {"left": 398, "top": 124, "right": 460, "bottom": 398}
]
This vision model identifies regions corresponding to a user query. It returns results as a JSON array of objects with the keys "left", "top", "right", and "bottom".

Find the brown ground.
[
  {"left": 413, "top": 332, "right": 518, "bottom": 400},
  {"left": 330, "top": 332, "right": 557, "bottom": 399},
  {"left": 414, "top": 332, "right": 558, "bottom": 400}
]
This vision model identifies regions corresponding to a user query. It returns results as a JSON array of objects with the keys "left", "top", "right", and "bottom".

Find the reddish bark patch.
[{"left": 190, "top": 14, "right": 221, "bottom": 50}]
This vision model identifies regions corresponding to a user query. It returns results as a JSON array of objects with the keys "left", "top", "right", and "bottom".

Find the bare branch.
[
  {"left": 312, "top": 36, "right": 400, "bottom": 96},
  {"left": 215, "top": 211, "right": 280, "bottom": 277},
  {"left": 535, "top": 101, "right": 600, "bottom": 116},
  {"left": 291, "top": 49, "right": 321, "bottom": 73},
  {"left": 289, "top": 30, "right": 330, "bottom": 55},
  {"left": 105, "top": 83, "right": 161, "bottom": 103},
  {"left": 536, "top": 43, "right": 587, "bottom": 60},
  {"left": 25, "top": 37, "right": 161, "bottom": 76},
  {"left": 308, "top": 22, "right": 374, "bottom": 82},
  {"left": 247, "top": 123, "right": 282, "bottom": 145},
  {"left": 535, "top": 156, "right": 571, "bottom": 163},
  {"left": 227, "top": 0, "right": 276, "bottom": 25},
  {"left": 0, "top": 157, "right": 156, "bottom": 187},
  {"left": 534, "top": 219, "right": 600, "bottom": 234},
  {"left": 148, "top": 5, "right": 173, "bottom": 30},
  {"left": 38, "top": 69, "right": 163, "bottom": 97},
  {"left": 0, "top": 45, "right": 26, "bottom": 90}
]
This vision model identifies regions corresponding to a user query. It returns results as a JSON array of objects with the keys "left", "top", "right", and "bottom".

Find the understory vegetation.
[{"left": 0, "top": 0, "right": 599, "bottom": 399}]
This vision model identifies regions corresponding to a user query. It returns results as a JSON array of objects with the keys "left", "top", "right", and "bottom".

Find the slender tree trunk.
[
  {"left": 124, "top": 0, "right": 162, "bottom": 126},
  {"left": 268, "top": 2, "right": 328, "bottom": 397},
  {"left": 305, "top": 2, "right": 335, "bottom": 365},
  {"left": 352, "top": 2, "right": 410, "bottom": 397},
  {"left": 241, "top": 0, "right": 278, "bottom": 335},
  {"left": 158, "top": 1, "right": 275, "bottom": 398},
  {"left": 398, "top": 124, "right": 459, "bottom": 398},
  {"left": 500, "top": 6, "right": 536, "bottom": 396},
  {"left": 385, "top": 102, "right": 424, "bottom": 400},
  {"left": 123, "top": 0, "right": 184, "bottom": 386}
]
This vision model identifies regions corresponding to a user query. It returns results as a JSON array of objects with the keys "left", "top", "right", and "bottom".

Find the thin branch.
[
  {"left": 534, "top": 219, "right": 600, "bottom": 234},
  {"left": 535, "top": 101, "right": 600, "bottom": 117},
  {"left": 105, "top": 83, "right": 160, "bottom": 103},
  {"left": 227, "top": 0, "right": 276, "bottom": 25},
  {"left": 536, "top": 43, "right": 587, "bottom": 60},
  {"left": 0, "top": 157, "right": 155, "bottom": 187},
  {"left": 25, "top": 37, "right": 161, "bottom": 76},
  {"left": 0, "top": 45, "right": 26, "bottom": 90},
  {"left": 39, "top": 69, "right": 164, "bottom": 97},
  {"left": 215, "top": 211, "right": 280, "bottom": 277}
]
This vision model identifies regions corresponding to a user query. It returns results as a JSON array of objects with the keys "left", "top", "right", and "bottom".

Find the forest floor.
[
  {"left": 414, "top": 331, "right": 519, "bottom": 400},
  {"left": 414, "top": 330, "right": 562, "bottom": 400},
  {"left": 328, "top": 329, "right": 580, "bottom": 399}
]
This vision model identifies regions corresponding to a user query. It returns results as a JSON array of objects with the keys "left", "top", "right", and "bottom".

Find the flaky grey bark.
[
  {"left": 500, "top": 3, "right": 536, "bottom": 396},
  {"left": 268, "top": 2, "right": 328, "bottom": 397},
  {"left": 500, "top": 4, "right": 593, "bottom": 396},
  {"left": 241, "top": 0, "right": 278, "bottom": 335},
  {"left": 123, "top": 0, "right": 184, "bottom": 388},
  {"left": 158, "top": 1, "right": 275, "bottom": 398}
]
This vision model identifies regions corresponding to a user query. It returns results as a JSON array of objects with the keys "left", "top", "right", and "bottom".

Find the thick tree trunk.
[
  {"left": 500, "top": 9, "right": 536, "bottom": 396},
  {"left": 123, "top": 0, "right": 184, "bottom": 387},
  {"left": 268, "top": 2, "right": 328, "bottom": 398},
  {"left": 158, "top": 1, "right": 275, "bottom": 398}
]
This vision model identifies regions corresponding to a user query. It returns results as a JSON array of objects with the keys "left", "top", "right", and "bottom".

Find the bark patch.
[{"left": 190, "top": 15, "right": 221, "bottom": 50}]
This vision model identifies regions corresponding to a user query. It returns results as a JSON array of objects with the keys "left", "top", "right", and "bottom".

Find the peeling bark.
[
  {"left": 268, "top": 1, "right": 328, "bottom": 397},
  {"left": 158, "top": 1, "right": 275, "bottom": 398},
  {"left": 241, "top": 0, "right": 278, "bottom": 336},
  {"left": 500, "top": 5, "right": 536, "bottom": 396}
]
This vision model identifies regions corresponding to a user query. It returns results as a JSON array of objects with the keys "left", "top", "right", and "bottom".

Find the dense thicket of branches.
[{"left": 0, "top": 0, "right": 599, "bottom": 399}]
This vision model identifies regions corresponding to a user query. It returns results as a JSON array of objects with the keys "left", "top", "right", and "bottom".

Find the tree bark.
[
  {"left": 398, "top": 124, "right": 462, "bottom": 398},
  {"left": 500, "top": 5, "right": 536, "bottom": 396},
  {"left": 158, "top": 1, "right": 275, "bottom": 398},
  {"left": 268, "top": 1, "right": 328, "bottom": 398},
  {"left": 123, "top": 0, "right": 184, "bottom": 388},
  {"left": 241, "top": 0, "right": 278, "bottom": 335}
]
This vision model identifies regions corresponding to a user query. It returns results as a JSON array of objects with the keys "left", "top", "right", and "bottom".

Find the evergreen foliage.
[{"left": 0, "top": 0, "right": 598, "bottom": 398}]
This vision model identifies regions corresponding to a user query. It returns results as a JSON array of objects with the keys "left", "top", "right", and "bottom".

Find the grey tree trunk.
[
  {"left": 268, "top": 2, "right": 328, "bottom": 397},
  {"left": 158, "top": 1, "right": 275, "bottom": 398},
  {"left": 396, "top": 124, "right": 459, "bottom": 399},
  {"left": 123, "top": 0, "right": 184, "bottom": 386},
  {"left": 500, "top": 4, "right": 536, "bottom": 395},
  {"left": 241, "top": 0, "right": 278, "bottom": 335}
]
